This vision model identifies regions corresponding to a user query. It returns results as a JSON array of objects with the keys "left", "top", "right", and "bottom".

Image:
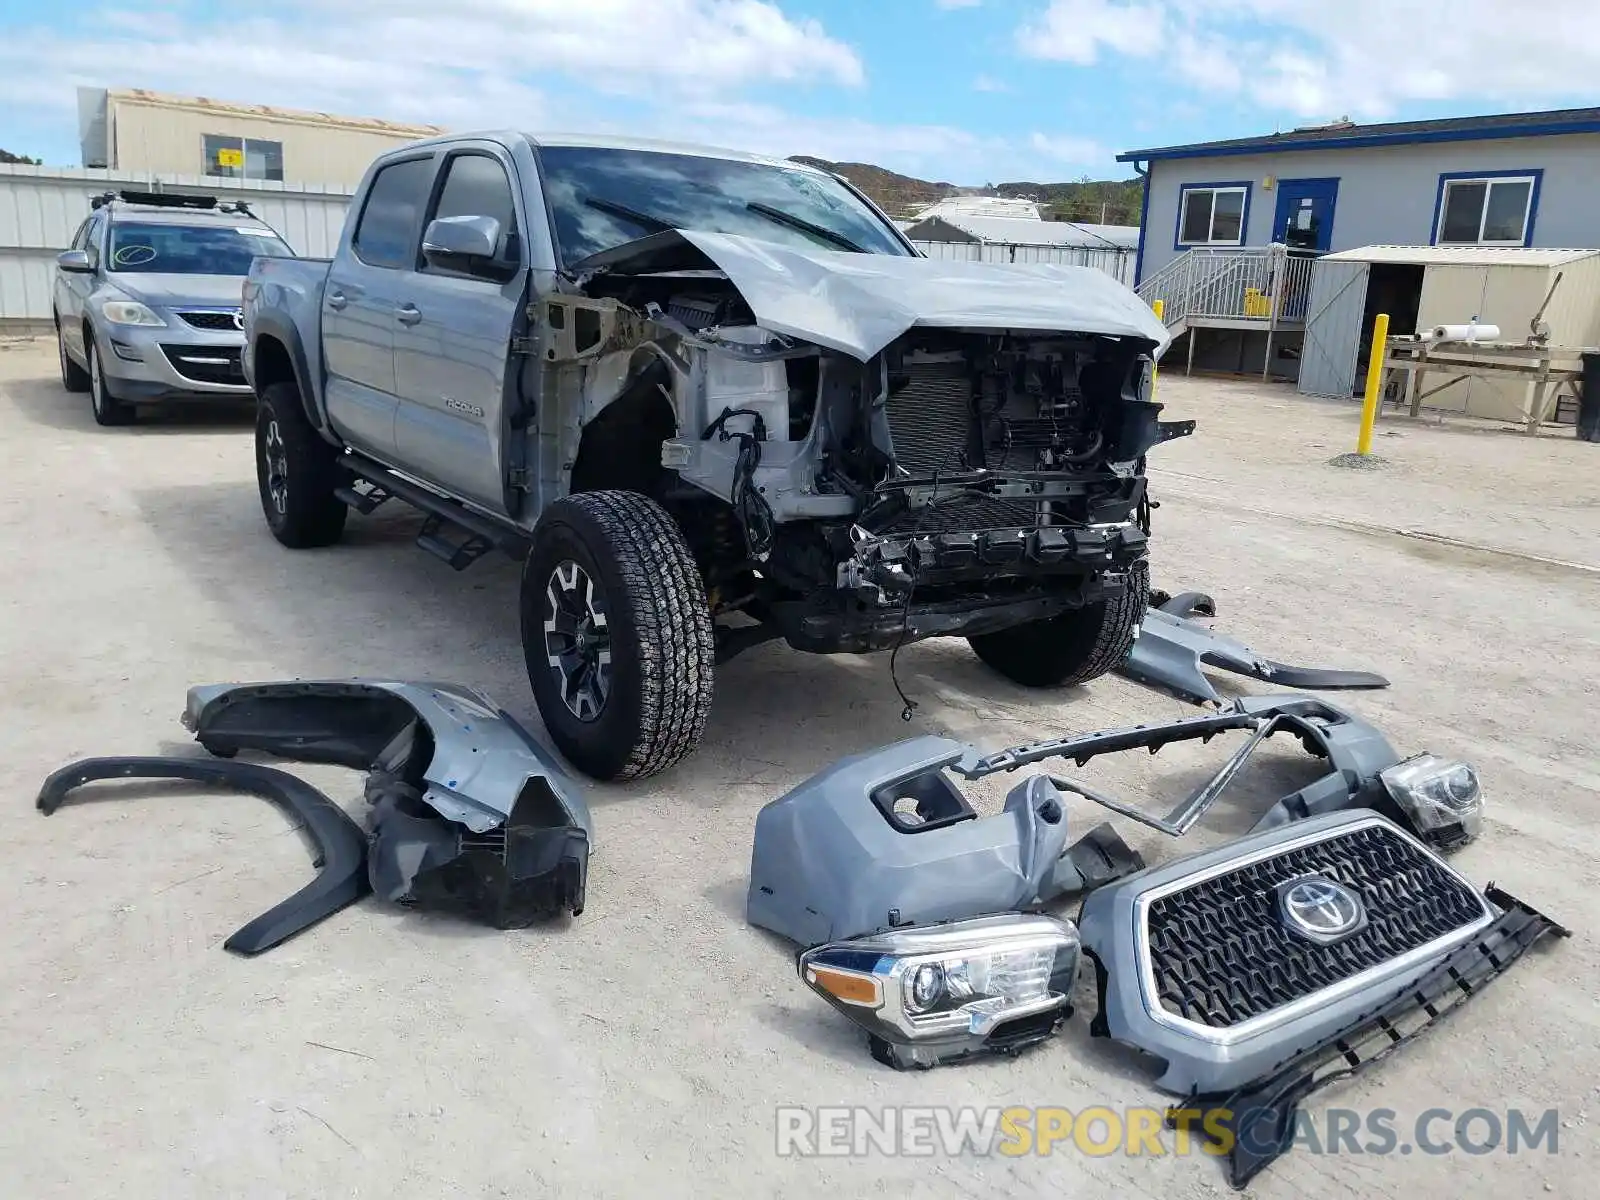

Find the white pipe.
[{"left": 1428, "top": 322, "right": 1500, "bottom": 343}]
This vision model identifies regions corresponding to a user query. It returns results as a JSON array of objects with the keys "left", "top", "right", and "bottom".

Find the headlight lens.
[
  {"left": 799, "top": 913, "right": 1080, "bottom": 1069},
  {"left": 1380, "top": 754, "right": 1483, "bottom": 848},
  {"left": 100, "top": 300, "right": 166, "bottom": 327}
]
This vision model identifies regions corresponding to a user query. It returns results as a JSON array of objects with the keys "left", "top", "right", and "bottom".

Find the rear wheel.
[
  {"left": 87, "top": 335, "right": 134, "bottom": 426},
  {"left": 522, "top": 490, "right": 715, "bottom": 782},
  {"left": 57, "top": 319, "right": 90, "bottom": 393},
  {"left": 968, "top": 561, "right": 1150, "bottom": 688},
  {"left": 255, "top": 381, "right": 347, "bottom": 548}
]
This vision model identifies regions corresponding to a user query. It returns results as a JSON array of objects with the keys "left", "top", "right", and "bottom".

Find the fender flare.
[
  {"left": 249, "top": 311, "right": 331, "bottom": 437},
  {"left": 36, "top": 756, "right": 369, "bottom": 955}
]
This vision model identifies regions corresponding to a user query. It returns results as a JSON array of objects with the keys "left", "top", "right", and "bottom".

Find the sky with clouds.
[{"left": 2, "top": 0, "right": 1598, "bottom": 183}]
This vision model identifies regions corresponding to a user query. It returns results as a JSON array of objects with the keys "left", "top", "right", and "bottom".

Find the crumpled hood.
[
  {"left": 107, "top": 273, "right": 248, "bottom": 309},
  {"left": 575, "top": 229, "right": 1170, "bottom": 361}
]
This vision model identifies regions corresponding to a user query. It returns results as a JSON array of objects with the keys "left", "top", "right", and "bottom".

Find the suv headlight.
[
  {"left": 100, "top": 299, "right": 166, "bottom": 327},
  {"left": 1379, "top": 754, "right": 1483, "bottom": 849},
  {"left": 798, "top": 913, "right": 1080, "bottom": 1069}
]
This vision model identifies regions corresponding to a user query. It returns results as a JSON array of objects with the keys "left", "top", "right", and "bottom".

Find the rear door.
[
  {"left": 322, "top": 152, "right": 439, "bottom": 459},
  {"left": 390, "top": 144, "right": 527, "bottom": 513}
]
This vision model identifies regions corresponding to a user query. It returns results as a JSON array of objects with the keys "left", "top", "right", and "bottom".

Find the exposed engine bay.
[{"left": 536, "top": 229, "right": 1185, "bottom": 657}]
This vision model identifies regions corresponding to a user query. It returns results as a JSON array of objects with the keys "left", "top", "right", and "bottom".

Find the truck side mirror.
[
  {"left": 57, "top": 249, "right": 94, "bottom": 273},
  {"left": 422, "top": 215, "right": 517, "bottom": 282}
]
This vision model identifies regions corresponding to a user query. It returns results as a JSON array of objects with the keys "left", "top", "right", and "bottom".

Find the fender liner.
[
  {"left": 182, "top": 679, "right": 592, "bottom": 925},
  {"left": 36, "top": 756, "right": 369, "bottom": 955}
]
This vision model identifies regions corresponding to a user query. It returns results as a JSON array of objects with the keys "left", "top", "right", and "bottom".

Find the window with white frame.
[
  {"left": 1436, "top": 175, "right": 1536, "bottom": 246},
  {"left": 1178, "top": 185, "right": 1247, "bottom": 246}
]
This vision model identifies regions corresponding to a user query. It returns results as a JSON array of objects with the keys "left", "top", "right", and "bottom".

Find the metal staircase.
[
  {"left": 1138, "top": 243, "right": 1318, "bottom": 340},
  {"left": 1137, "top": 243, "right": 1320, "bottom": 377}
]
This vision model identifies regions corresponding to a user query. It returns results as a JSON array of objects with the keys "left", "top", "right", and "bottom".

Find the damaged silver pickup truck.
[{"left": 242, "top": 133, "right": 1178, "bottom": 781}]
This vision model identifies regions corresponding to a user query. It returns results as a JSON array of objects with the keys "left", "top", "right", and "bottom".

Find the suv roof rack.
[{"left": 90, "top": 189, "right": 256, "bottom": 218}]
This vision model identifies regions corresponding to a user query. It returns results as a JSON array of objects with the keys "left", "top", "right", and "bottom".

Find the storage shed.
[{"left": 1297, "top": 245, "right": 1600, "bottom": 422}]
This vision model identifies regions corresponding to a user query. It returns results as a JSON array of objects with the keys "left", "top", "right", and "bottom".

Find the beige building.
[{"left": 76, "top": 87, "right": 445, "bottom": 189}]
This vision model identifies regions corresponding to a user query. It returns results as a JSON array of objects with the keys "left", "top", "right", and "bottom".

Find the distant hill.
[{"left": 789, "top": 156, "right": 1143, "bottom": 225}]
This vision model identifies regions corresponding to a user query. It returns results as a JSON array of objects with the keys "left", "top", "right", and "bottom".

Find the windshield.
[
  {"left": 106, "top": 221, "right": 294, "bottom": 275},
  {"left": 536, "top": 145, "right": 912, "bottom": 265}
]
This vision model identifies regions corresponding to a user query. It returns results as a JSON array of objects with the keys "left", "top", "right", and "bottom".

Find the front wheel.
[
  {"left": 522, "top": 490, "right": 715, "bottom": 782},
  {"left": 967, "top": 562, "right": 1150, "bottom": 688},
  {"left": 87, "top": 336, "right": 134, "bottom": 426}
]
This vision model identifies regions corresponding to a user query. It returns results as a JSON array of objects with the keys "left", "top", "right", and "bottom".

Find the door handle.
[
  {"left": 327, "top": 291, "right": 348, "bottom": 311},
  {"left": 396, "top": 304, "right": 422, "bottom": 327}
]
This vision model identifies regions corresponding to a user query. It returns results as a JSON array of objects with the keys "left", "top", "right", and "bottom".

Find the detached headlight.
[
  {"left": 100, "top": 300, "right": 166, "bottom": 327},
  {"left": 1380, "top": 754, "right": 1483, "bottom": 849},
  {"left": 798, "top": 913, "right": 1080, "bottom": 1069}
]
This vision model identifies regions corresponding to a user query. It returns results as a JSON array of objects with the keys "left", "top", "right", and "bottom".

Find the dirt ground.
[{"left": 1, "top": 337, "right": 1596, "bottom": 1199}]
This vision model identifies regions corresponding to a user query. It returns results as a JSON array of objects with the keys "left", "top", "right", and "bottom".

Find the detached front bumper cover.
[
  {"left": 747, "top": 734, "right": 1143, "bottom": 947},
  {"left": 184, "top": 679, "right": 593, "bottom": 927}
]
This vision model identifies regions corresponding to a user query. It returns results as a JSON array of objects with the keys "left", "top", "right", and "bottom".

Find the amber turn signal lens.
[{"left": 805, "top": 965, "right": 881, "bottom": 1006}]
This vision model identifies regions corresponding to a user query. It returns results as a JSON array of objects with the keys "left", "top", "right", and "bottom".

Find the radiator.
[{"left": 881, "top": 360, "right": 1038, "bottom": 532}]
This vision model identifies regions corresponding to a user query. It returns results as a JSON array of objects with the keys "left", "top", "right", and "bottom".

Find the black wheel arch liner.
[
  {"left": 35, "top": 756, "right": 369, "bottom": 955},
  {"left": 183, "top": 679, "right": 593, "bottom": 924}
]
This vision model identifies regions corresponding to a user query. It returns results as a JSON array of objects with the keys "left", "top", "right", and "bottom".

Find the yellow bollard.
[
  {"left": 1151, "top": 299, "right": 1164, "bottom": 390},
  {"left": 1356, "top": 312, "right": 1390, "bottom": 455}
]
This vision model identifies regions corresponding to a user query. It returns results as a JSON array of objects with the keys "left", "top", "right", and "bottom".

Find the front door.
[
  {"left": 1273, "top": 178, "right": 1339, "bottom": 252},
  {"left": 391, "top": 147, "right": 526, "bottom": 515}
]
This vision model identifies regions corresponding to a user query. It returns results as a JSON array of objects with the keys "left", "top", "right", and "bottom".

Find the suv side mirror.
[
  {"left": 422, "top": 215, "right": 517, "bottom": 282},
  {"left": 57, "top": 249, "right": 94, "bottom": 273}
]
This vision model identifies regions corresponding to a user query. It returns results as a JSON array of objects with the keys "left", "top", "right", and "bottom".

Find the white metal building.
[
  {"left": 909, "top": 195, "right": 1044, "bottom": 221},
  {"left": 902, "top": 212, "right": 1139, "bottom": 286},
  {"left": 77, "top": 88, "right": 443, "bottom": 189},
  {"left": 1298, "top": 244, "right": 1600, "bottom": 421}
]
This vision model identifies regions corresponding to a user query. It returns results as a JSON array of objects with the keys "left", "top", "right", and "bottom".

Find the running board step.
[
  {"left": 416, "top": 514, "right": 495, "bottom": 571},
  {"left": 339, "top": 453, "right": 532, "bottom": 571},
  {"left": 334, "top": 483, "right": 391, "bottom": 515}
]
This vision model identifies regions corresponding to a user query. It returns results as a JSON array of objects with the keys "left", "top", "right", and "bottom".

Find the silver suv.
[{"left": 53, "top": 190, "right": 295, "bottom": 425}]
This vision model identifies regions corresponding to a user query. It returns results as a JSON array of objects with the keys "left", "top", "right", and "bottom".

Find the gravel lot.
[{"left": 2, "top": 336, "right": 1596, "bottom": 1199}]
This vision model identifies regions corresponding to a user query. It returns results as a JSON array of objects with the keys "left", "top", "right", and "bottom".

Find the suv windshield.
[
  {"left": 107, "top": 221, "right": 294, "bottom": 275},
  {"left": 536, "top": 145, "right": 911, "bottom": 265}
]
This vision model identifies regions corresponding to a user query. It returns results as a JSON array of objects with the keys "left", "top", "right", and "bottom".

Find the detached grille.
[
  {"left": 1145, "top": 825, "right": 1486, "bottom": 1029},
  {"left": 177, "top": 310, "right": 241, "bottom": 331},
  {"left": 161, "top": 344, "right": 246, "bottom": 385}
]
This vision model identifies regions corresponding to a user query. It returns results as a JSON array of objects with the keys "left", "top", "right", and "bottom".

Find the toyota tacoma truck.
[{"left": 242, "top": 131, "right": 1179, "bottom": 783}]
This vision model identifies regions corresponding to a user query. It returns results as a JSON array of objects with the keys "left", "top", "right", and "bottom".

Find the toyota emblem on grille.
[
  {"left": 231, "top": 310, "right": 245, "bottom": 331},
  {"left": 1277, "top": 875, "right": 1368, "bottom": 945}
]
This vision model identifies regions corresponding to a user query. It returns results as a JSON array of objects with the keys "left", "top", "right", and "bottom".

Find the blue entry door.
[{"left": 1273, "top": 178, "right": 1339, "bottom": 251}]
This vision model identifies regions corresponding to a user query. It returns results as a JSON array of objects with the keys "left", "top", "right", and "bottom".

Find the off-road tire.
[
  {"left": 968, "top": 560, "right": 1150, "bottom": 688},
  {"left": 255, "top": 381, "right": 347, "bottom": 548},
  {"left": 87, "top": 334, "right": 134, "bottom": 426},
  {"left": 57, "top": 319, "right": 90, "bottom": 393},
  {"left": 522, "top": 490, "right": 715, "bottom": 782}
]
